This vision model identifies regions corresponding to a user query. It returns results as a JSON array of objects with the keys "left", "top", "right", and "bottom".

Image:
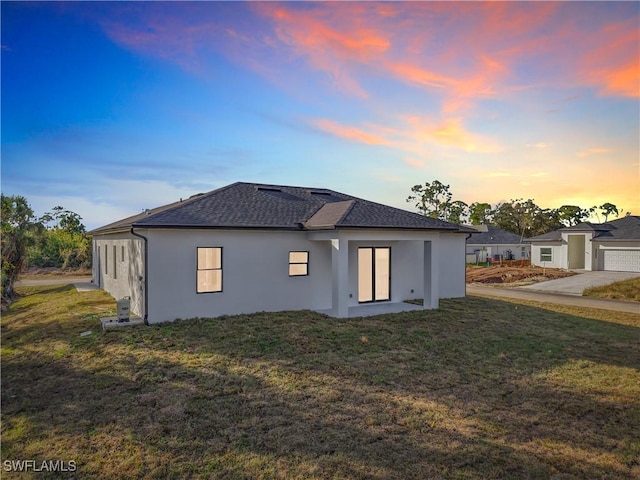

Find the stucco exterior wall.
[
  {"left": 145, "top": 229, "right": 333, "bottom": 323},
  {"left": 530, "top": 244, "right": 564, "bottom": 269},
  {"left": 92, "top": 233, "right": 145, "bottom": 317},
  {"left": 438, "top": 233, "right": 467, "bottom": 298},
  {"left": 94, "top": 228, "right": 468, "bottom": 324},
  {"left": 561, "top": 232, "right": 594, "bottom": 270}
]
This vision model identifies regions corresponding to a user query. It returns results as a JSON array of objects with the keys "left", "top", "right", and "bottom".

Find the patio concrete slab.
[
  {"left": 317, "top": 302, "right": 424, "bottom": 318},
  {"left": 518, "top": 271, "right": 640, "bottom": 296}
]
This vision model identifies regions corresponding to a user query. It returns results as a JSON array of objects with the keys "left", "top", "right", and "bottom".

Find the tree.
[
  {"left": 28, "top": 206, "right": 91, "bottom": 269},
  {"left": 1, "top": 195, "right": 39, "bottom": 305},
  {"left": 40, "top": 205, "right": 86, "bottom": 234},
  {"left": 598, "top": 203, "right": 619, "bottom": 222},
  {"left": 557, "top": 205, "right": 591, "bottom": 227},
  {"left": 446, "top": 200, "right": 469, "bottom": 224},
  {"left": 493, "top": 199, "right": 548, "bottom": 239},
  {"left": 533, "top": 207, "right": 563, "bottom": 236},
  {"left": 406, "top": 181, "right": 453, "bottom": 219},
  {"left": 468, "top": 202, "right": 493, "bottom": 225}
]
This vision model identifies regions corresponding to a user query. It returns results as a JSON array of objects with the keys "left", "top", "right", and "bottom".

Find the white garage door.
[{"left": 603, "top": 250, "right": 640, "bottom": 272}]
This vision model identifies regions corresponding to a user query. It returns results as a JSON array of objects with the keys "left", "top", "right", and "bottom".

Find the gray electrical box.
[{"left": 117, "top": 297, "right": 130, "bottom": 322}]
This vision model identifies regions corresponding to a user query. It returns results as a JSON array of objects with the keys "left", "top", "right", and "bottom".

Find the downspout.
[{"left": 130, "top": 228, "right": 149, "bottom": 325}]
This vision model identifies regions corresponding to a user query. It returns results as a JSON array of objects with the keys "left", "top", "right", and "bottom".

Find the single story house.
[
  {"left": 527, "top": 215, "right": 640, "bottom": 272},
  {"left": 90, "top": 182, "right": 475, "bottom": 324},
  {"left": 465, "top": 225, "right": 530, "bottom": 263}
]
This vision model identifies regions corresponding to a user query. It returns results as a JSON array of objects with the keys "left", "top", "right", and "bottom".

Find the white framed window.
[
  {"left": 197, "top": 247, "right": 222, "bottom": 293},
  {"left": 289, "top": 251, "right": 309, "bottom": 276},
  {"left": 540, "top": 248, "right": 552, "bottom": 262}
]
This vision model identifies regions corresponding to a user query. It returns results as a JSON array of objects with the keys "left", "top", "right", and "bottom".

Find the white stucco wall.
[
  {"left": 530, "top": 244, "right": 564, "bottom": 269},
  {"left": 561, "top": 232, "right": 594, "bottom": 270},
  {"left": 438, "top": 233, "right": 467, "bottom": 298},
  {"left": 95, "top": 228, "right": 468, "bottom": 324},
  {"left": 145, "top": 229, "right": 333, "bottom": 323},
  {"left": 92, "top": 233, "right": 145, "bottom": 317}
]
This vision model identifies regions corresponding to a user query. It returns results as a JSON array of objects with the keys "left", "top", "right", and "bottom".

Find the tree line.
[
  {"left": 1, "top": 194, "right": 91, "bottom": 306},
  {"left": 407, "top": 180, "right": 626, "bottom": 239}
]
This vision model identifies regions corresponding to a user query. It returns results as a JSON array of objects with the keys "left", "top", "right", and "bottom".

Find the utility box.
[{"left": 117, "top": 297, "right": 130, "bottom": 322}]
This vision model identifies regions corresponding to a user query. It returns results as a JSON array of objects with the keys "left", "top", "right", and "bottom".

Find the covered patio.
[{"left": 307, "top": 230, "right": 443, "bottom": 318}]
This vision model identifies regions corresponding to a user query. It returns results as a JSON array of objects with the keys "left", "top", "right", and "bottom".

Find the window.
[
  {"left": 113, "top": 245, "right": 117, "bottom": 279},
  {"left": 540, "top": 248, "right": 552, "bottom": 262},
  {"left": 289, "top": 251, "right": 309, "bottom": 276},
  {"left": 105, "top": 245, "right": 108, "bottom": 275},
  {"left": 121, "top": 245, "right": 125, "bottom": 262},
  {"left": 521, "top": 246, "right": 526, "bottom": 258},
  {"left": 197, "top": 247, "right": 222, "bottom": 293}
]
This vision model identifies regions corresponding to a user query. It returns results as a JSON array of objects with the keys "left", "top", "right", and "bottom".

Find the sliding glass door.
[{"left": 358, "top": 247, "right": 390, "bottom": 303}]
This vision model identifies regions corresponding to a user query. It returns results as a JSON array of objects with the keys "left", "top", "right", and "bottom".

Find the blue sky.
[{"left": 2, "top": 1, "right": 638, "bottom": 230}]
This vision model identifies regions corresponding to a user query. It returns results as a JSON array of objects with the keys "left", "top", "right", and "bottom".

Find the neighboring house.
[
  {"left": 90, "top": 182, "right": 474, "bottom": 324},
  {"left": 465, "top": 225, "right": 530, "bottom": 263},
  {"left": 527, "top": 216, "right": 640, "bottom": 272}
]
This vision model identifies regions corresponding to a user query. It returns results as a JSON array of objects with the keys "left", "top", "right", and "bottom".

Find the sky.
[{"left": 2, "top": 1, "right": 639, "bottom": 230}]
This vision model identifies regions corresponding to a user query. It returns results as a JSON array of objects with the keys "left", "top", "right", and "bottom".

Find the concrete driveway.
[{"left": 518, "top": 271, "right": 640, "bottom": 295}]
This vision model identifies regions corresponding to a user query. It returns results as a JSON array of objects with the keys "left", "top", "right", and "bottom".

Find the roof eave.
[
  {"left": 130, "top": 223, "right": 304, "bottom": 231},
  {"left": 334, "top": 224, "right": 464, "bottom": 232},
  {"left": 592, "top": 238, "right": 640, "bottom": 242}
]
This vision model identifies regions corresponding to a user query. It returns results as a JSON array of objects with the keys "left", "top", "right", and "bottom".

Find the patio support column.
[
  {"left": 423, "top": 240, "right": 439, "bottom": 309},
  {"left": 331, "top": 238, "right": 350, "bottom": 318}
]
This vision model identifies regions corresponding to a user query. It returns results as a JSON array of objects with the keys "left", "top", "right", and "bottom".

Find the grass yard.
[
  {"left": 2, "top": 285, "right": 639, "bottom": 479},
  {"left": 583, "top": 277, "right": 640, "bottom": 302}
]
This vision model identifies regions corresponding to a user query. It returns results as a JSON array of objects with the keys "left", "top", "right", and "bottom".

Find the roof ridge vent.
[{"left": 256, "top": 186, "right": 283, "bottom": 192}]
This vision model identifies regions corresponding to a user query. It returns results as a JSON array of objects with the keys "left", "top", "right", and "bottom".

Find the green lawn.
[
  {"left": 2, "top": 285, "right": 639, "bottom": 479},
  {"left": 583, "top": 277, "right": 640, "bottom": 302}
]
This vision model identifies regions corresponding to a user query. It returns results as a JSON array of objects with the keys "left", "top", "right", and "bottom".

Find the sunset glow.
[{"left": 2, "top": 1, "right": 638, "bottom": 229}]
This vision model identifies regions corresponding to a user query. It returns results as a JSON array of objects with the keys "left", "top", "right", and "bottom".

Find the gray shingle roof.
[
  {"left": 527, "top": 216, "right": 640, "bottom": 242},
  {"left": 590, "top": 215, "right": 640, "bottom": 241},
  {"left": 466, "top": 225, "right": 526, "bottom": 245},
  {"left": 91, "top": 182, "right": 473, "bottom": 234}
]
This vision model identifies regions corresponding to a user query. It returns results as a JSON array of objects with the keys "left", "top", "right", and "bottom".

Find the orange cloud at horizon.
[
  {"left": 459, "top": 157, "right": 639, "bottom": 217},
  {"left": 576, "top": 148, "right": 613, "bottom": 158}
]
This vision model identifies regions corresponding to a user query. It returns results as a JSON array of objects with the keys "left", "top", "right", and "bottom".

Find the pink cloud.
[
  {"left": 98, "top": 2, "right": 639, "bottom": 110},
  {"left": 310, "top": 115, "right": 501, "bottom": 155},
  {"left": 311, "top": 118, "right": 389, "bottom": 145}
]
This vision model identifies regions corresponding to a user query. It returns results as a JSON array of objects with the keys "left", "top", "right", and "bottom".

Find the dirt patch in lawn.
[{"left": 467, "top": 265, "right": 576, "bottom": 285}]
